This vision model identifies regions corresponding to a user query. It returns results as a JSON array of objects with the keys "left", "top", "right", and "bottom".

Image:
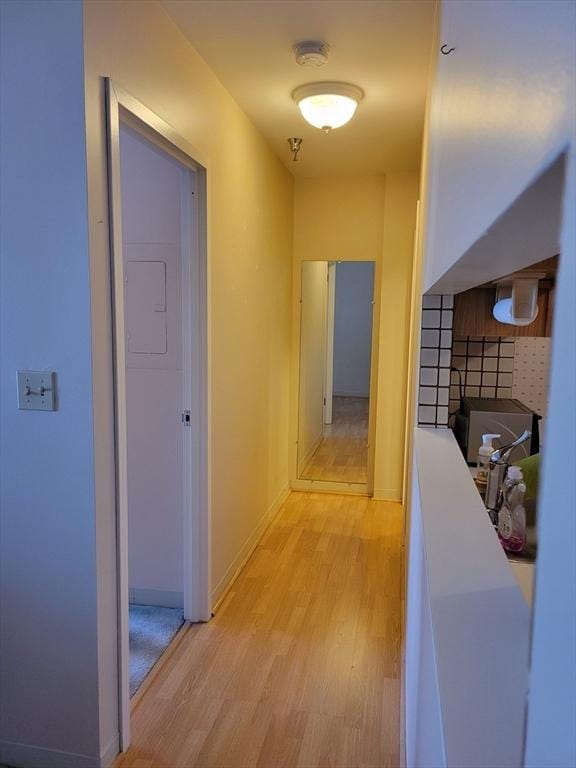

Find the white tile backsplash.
[
  {"left": 418, "top": 295, "right": 454, "bottom": 427},
  {"left": 422, "top": 309, "right": 441, "bottom": 328},
  {"left": 421, "top": 348, "right": 439, "bottom": 367},
  {"left": 420, "top": 367, "right": 438, "bottom": 386},
  {"left": 439, "top": 349, "right": 451, "bottom": 367},
  {"left": 421, "top": 329, "right": 440, "bottom": 347},
  {"left": 422, "top": 295, "right": 441, "bottom": 309}
]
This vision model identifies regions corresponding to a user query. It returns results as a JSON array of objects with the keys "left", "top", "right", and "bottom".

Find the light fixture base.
[{"left": 292, "top": 82, "right": 364, "bottom": 104}]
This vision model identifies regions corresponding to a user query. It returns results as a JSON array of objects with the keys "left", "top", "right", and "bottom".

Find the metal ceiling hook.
[{"left": 441, "top": 44, "right": 456, "bottom": 55}]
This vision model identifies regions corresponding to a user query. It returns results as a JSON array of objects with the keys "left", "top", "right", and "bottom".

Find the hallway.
[
  {"left": 116, "top": 492, "right": 404, "bottom": 768},
  {"left": 301, "top": 397, "right": 370, "bottom": 484}
]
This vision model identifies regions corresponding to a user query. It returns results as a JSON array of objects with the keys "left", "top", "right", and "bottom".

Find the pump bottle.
[{"left": 476, "top": 434, "right": 500, "bottom": 499}]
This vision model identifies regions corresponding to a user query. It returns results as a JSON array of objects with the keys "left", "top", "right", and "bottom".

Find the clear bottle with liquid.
[{"left": 498, "top": 466, "right": 527, "bottom": 553}]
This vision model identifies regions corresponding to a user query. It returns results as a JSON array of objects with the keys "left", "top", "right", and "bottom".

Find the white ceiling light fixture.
[{"left": 292, "top": 82, "right": 364, "bottom": 133}]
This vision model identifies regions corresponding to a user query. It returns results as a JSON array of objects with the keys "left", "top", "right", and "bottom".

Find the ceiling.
[{"left": 161, "top": 0, "right": 436, "bottom": 178}]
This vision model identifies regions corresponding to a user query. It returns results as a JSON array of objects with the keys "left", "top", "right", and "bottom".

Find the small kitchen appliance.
[{"left": 454, "top": 397, "right": 540, "bottom": 464}]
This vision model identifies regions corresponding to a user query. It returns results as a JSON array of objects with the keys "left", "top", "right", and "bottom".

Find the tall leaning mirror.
[{"left": 297, "top": 260, "right": 375, "bottom": 484}]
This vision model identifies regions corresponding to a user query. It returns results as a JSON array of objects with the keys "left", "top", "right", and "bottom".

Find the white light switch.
[{"left": 17, "top": 371, "right": 57, "bottom": 411}]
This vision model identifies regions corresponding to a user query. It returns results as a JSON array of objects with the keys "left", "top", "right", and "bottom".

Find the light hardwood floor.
[
  {"left": 116, "top": 492, "right": 403, "bottom": 768},
  {"left": 301, "top": 397, "right": 369, "bottom": 484}
]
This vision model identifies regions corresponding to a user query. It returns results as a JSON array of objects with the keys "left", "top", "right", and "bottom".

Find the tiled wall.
[
  {"left": 450, "top": 336, "right": 551, "bottom": 429},
  {"left": 418, "top": 296, "right": 551, "bottom": 432},
  {"left": 418, "top": 295, "right": 453, "bottom": 427},
  {"left": 450, "top": 336, "right": 515, "bottom": 414}
]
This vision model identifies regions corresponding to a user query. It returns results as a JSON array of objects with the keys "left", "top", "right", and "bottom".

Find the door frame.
[
  {"left": 105, "top": 80, "right": 211, "bottom": 750},
  {"left": 323, "top": 262, "right": 336, "bottom": 425}
]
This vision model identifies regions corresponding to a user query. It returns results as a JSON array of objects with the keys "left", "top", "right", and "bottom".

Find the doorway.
[
  {"left": 119, "top": 124, "right": 188, "bottom": 695},
  {"left": 297, "top": 260, "right": 375, "bottom": 487},
  {"left": 106, "top": 81, "right": 209, "bottom": 749}
]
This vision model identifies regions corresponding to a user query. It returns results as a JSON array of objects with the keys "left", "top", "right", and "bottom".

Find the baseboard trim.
[
  {"left": 372, "top": 488, "right": 403, "bottom": 503},
  {"left": 0, "top": 739, "right": 102, "bottom": 768},
  {"left": 100, "top": 734, "right": 120, "bottom": 768},
  {"left": 333, "top": 392, "right": 370, "bottom": 399},
  {"left": 290, "top": 479, "right": 369, "bottom": 496},
  {"left": 211, "top": 484, "right": 290, "bottom": 612},
  {"left": 128, "top": 588, "right": 183, "bottom": 608},
  {"left": 297, "top": 434, "right": 323, "bottom": 478}
]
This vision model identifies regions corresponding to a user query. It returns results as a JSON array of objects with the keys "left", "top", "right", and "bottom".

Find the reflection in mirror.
[{"left": 297, "top": 260, "right": 374, "bottom": 484}]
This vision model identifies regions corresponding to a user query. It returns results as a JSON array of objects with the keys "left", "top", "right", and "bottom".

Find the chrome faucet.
[{"left": 485, "top": 430, "right": 531, "bottom": 519}]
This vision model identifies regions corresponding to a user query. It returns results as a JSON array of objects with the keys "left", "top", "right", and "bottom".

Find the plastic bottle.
[
  {"left": 498, "top": 466, "right": 527, "bottom": 553},
  {"left": 476, "top": 434, "right": 500, "bottom": 498}
]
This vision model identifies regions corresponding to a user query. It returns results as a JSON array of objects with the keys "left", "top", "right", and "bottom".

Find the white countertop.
[{"left": 415, "top": 427, "right": 531, "bottom": 768}]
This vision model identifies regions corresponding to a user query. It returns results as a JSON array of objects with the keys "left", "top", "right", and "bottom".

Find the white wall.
[
  {"left": 120, "top": 126, "right": 184, "bottom": 602},
  {"left": 0, "top": 2, "right": 104, "bottom": 766},
  {"left": 525, "top": 149, "right": 576, "bottom": 768},
  {"left": 297, "top": 261, "right": 328, "bottom": 474},
  {"left": 410, "top": 1, "right": 576, "bottom": 765},
  {"left": 424, "top": 0, "right": 575, "bottom": 292},
  {"left": 333, "top": 262, "right": 374, "bottom": 398},
  {"left": 83, "top": 0, "right": 294, "bottom": 616}
]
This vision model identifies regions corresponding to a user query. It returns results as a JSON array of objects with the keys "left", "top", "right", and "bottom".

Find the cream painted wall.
[
  {"left": 294, "top": 176, "right": 386, "bottom": 264},
  {"left": 373, "top": 172, "right": 419, "bottom": 501},
  {"left": 84, "top": 0, "right": 293, "bottom": 589},
  {"left": 291, "top": 174, "right": 418, "bottom": 499},
  {"left": 297, "top": 261, "right": 328, "bottom": 475},
  {"left": 83, "top": 0, "right": 293, "bottom": 755}
]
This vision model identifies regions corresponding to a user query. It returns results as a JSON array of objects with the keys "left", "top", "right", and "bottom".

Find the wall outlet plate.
[{"left": 17, "top": 371, "right": 57, "bottom": 411}]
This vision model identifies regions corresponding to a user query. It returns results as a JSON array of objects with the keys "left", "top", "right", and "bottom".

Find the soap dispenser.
[
  {"left": 476, "top": 434, "right": 500, "bottom": 499},
  {"left": 498, "top": 466, "right": 527, "bottom": 553}
]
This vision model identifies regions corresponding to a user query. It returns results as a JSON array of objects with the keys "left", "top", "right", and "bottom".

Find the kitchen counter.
[{"left": 406, "top": 427, "right": 531, "bottom": 768}]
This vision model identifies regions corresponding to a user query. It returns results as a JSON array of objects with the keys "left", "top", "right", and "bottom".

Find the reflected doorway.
[{"left": 297, "top": 261, "right": 375, "bottom": 484}]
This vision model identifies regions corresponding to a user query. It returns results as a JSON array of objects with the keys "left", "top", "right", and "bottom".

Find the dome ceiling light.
[{"left": 292, "top": 82, "right": 364, "bottom": 133}]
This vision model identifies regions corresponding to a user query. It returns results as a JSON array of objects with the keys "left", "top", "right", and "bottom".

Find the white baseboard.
[
  {"left": 211, "top": 484, "right": 290, "bottom": 611},
  {"left": 100, "top": 734, "right": 120, "bottom": 768},
  {"left": 372, "top": 488, "right": 403, "bottom": 502},
  {"left": 333, "top": 392, "right": 370, "bottom": 399},
  {"left": 297, "top": 434, "right": 323, "bottom": 477},
  {"left": 290, "top": 478, "right": 369, "bottom": 496},
  {"left": 129, "top": 588, "right": 183, "bottom": 608},
  {"left": 0, "top": 739, "right": 104, "bottom": 768}
]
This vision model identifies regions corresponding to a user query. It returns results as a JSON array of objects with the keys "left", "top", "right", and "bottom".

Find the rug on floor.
[{"left": 129, "top": 604, "right": 184, "bottom": 695}]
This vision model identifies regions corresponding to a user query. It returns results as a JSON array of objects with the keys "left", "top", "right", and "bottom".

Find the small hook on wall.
[{"left": 441, "top": 44, "right": 456, "bottom": 55}]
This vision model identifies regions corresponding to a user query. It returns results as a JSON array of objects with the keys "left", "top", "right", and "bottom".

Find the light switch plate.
[{"left": 17, "top": 371, "right": 57, "bottom": 411}]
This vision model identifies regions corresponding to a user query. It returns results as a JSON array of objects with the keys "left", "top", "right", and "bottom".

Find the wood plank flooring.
[
  {"left": 301, "top": 397, "right": 369, "bottom": 484},
  {"left": 115, "top": 492, "right": 404, "bottom": 768}
]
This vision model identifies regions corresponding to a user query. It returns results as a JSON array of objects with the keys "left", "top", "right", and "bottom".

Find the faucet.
[{"left": 485, "top": 429, "right": 531, "bottom": 520}]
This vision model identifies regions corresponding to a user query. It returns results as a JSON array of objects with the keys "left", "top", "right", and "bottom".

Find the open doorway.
[
  {"left": 297, "top": 260, "right": 375, "bottom": 485},
  {"left": 119, "top": 124, "right": 187, "bottom": 695},
  {"left": 106, "top": 81, "right": 209, "bottom": 748}
]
